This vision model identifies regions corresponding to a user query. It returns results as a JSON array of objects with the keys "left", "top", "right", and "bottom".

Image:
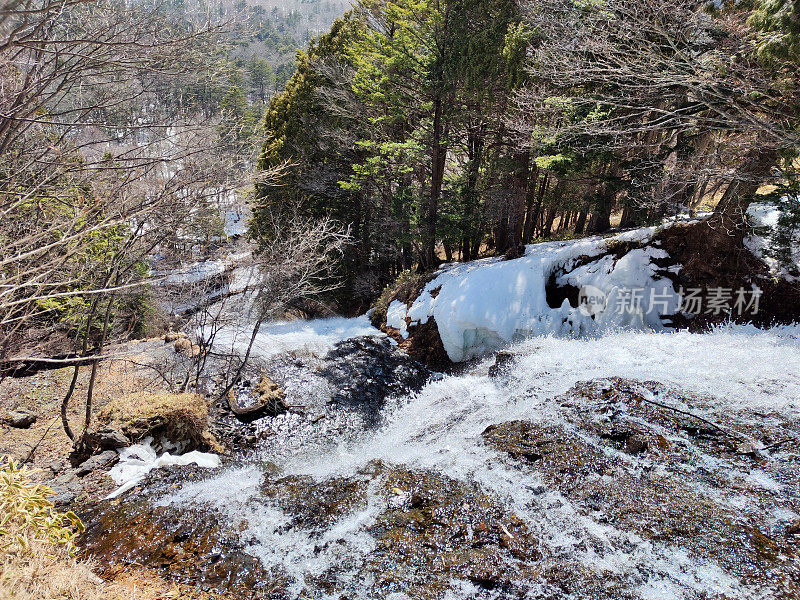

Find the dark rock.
[
  {"left": 488, "top": 350, "right": 517, "bottom": 378},
  {"left": 398, "top": 316, "right": 452, "bottom": 368},
  {"left": 69, "top": 428, "right": 129, "bottom": 466},
  {"left": 76, "top": 450, "right": 119, "bottom": 477},
  {"left": 787, "top": 520, "right": 800, "bottom": 537},
  {"left": 82, "top": 462, "right": 538, "bottom": 599},
  {"left": 320, "top": 336, "right": 430, "bottom": 425},
  {"left": 228, "top": 375, "right": 286, "bottom": 423},
  {"left": 84, "top": 428, "right": 130, "bottom": 450},
  {"left": 503, "top": 244, "right": 526, "bottom": 260},
  {"left": 2, "top": 408, "right": 37, "bottom": 428},
  {"left": 482, "top": 378, "right": 800, "bottom": 596},
  {"left": 50, "top": 490, "right": 77, "bottom": 507}
]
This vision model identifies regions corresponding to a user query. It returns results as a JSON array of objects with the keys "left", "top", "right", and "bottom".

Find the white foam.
[{"left": 209, "top": 315, "right": 385, "bottom": 360}]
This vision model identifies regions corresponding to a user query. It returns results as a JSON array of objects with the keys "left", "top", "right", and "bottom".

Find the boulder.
[
  {"left": 173, "top": 337, "right": 192, "bottom": 354},
  {"left": 76, "top": 450, "right": 119, "bottom": 477},
  {"left": 96, "top": 392, "right": 221, "bottom": 453},
  {"left": 83, "top": 427, "right": 130, "bottom": 450},
  {"left": 227, "top": 375, "right": 287, "bottom": 423},
  {"left": 2, "top": 408, "right": 37, "bottom": 429}
]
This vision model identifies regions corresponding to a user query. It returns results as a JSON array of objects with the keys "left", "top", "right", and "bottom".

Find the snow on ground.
[
  {"left": 399, "top": 227, "right": 681, "bottom": 361},
  {"left": 386, "top": 300, "right": 410, "bottom": 338},
  {"left": 224, "top": 206, "right": 250, "bottom": 237},
  {"left": 106, "top": 439, "right": 220, "bottom": 499},
  {"left": 746, "top": 202, "right": 800, "bottom": 280}
]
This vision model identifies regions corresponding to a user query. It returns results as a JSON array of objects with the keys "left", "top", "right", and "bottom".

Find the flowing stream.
[{"left": 85, "top": 321, "right": 800, "bottom": 600}]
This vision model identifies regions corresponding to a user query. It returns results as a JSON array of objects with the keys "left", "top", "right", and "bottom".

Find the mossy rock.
[{"left": 97, "top": 393, "right": 221, "bottom": 453}]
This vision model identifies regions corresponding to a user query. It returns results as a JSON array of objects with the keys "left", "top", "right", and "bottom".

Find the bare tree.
[
  {"left": 211, "top": 214, "right": 352, "bottom": 414},
  {"left": 0, "top": 0, "right": 280, "bottom": 444},
  {"left": 514, "top": 0, "right": 798, "bottom": 234}
]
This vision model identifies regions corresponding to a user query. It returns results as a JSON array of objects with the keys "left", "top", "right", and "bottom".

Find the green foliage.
[
  {"left": 749, "top": 0, "right": 800, "bottom": 69},
  {"left": 752, "top": 156, "right": 800, "bottom": 274},
  {"left": 0, "top": 457, "right": 85, "bottom": 557}
]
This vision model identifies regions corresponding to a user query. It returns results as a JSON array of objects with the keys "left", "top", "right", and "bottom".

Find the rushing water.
[{"left": 86, "top": 323, "right": 800, "bottom": 599}]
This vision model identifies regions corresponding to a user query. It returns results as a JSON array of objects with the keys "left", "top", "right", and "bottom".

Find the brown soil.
[
  {"left": 657, "top": 220, "right": 800, "bottom": 329},
  {"left": 398, "top": 317, "right": 451, "bottom": 369}
]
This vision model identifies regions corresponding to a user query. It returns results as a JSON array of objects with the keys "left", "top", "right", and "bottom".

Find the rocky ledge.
[{"left": 78, "top": 375, "right": 800, "bottom": 599}]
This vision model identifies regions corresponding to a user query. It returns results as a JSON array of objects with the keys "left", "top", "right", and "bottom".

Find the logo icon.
[{"left": 578, "top": 285, "right": 607, "bottom": 317}]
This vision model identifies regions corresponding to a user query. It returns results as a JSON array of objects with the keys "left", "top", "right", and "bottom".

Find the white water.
[{"left": 157, "top": 324, "right": 800, "bottom": 599}]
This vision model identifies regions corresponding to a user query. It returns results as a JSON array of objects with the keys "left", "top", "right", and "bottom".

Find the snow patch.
[
  {"left": 386, "top": 300, "right": 409, "bottom": 338},
  {"left": 106, "top": 439, "right": 220, "bottom": 499}
]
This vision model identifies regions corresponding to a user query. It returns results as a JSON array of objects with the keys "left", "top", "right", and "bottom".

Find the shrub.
[{"left": 0, "top": 457, "right": 84, "bottom": 557}]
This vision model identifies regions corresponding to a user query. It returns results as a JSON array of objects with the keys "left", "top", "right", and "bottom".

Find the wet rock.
[
  {"left": 320, "top": 336, "right": 430, "bottom": 425},
  {"left": 483, "top": 378, "right": 800, "bottom": 598},
  {"left": 174, "top": 337, "right": 192, "bottom": 354},
  {"left": 368, "top": 465, "right": 539, "bottom": 597},
  {"left": 76, "top": 450, "right": 119, "bottom": 476},
  {"left": 398, "top": 316, "right": 451, "bottom": 368},
  {"left": 82, "top": 461, "right": 538, "bottom": 599},
  {"left": 488, "top": 351, "right": 517, "bottom": 378},
  {"left": 597, "top": 424, "right": 649, "bottom": 455},
  {"left": 787, "top": 520, "right": 800, "bottom": 537},
  {"left": 83, "top": 427, "right": 130, "bottom": 450},
  {"left": 50, "top": 489, "right": 77, "bottom": 507},
  {"left": 81, "top": 488, "right": 273, "bottom": 599},
  {"left": 2, "top": 408, "right": 37, "bottom": 428},
  {"left": 227, "top": 375, "right": 286, "bottom": 423}
]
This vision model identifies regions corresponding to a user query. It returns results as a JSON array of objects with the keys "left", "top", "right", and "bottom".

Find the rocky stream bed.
[{"left": 71, "top": 329, "right": 800, "bottom": 600}]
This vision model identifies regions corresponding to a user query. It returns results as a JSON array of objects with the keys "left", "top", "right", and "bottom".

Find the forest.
[{"left": 253, "top": 0, "right": 800, "bottom": 307}]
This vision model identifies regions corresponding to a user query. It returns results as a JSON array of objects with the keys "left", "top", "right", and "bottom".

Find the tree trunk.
[
  {"left": 574, "top": 211, "right": 587, "bottom": 234},
  {"left": 618, "top": 204, "right": 634, "bottom": 228},
  {"left": 508, "top": 150, "right": 530, "bottom": 247},
  {"left": 543, "top": 207, "right": 557, "bottom": 237},
  {"left": 522, "top": 169, "right": 541, "bottom": 244},
  {"left": 709, "top": 148, "right": 778, "bottom": 237},
  {"left": 425, "top": 95, "right": 447, "bottom": 268}
]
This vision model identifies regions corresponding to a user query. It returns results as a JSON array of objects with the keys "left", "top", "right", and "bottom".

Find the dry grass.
[
  {"left": 0, "top": 340, "right": 172, "bottom": 469},
  {"left": 0, "top": 457, "right": 95, "bottom": 600},
  {"left": 98, "top": 392, "right": 209, "bottom": 429},
  {"left": 0, "top": 457, "right": 227, "bottom": 600},
  {"left": 98, "top": 392, "right": 221, "bottom": 452}
]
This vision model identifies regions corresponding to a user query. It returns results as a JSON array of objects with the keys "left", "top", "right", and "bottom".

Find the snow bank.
[
  {"left": 106, "top": 439, "right": 220, "bottom": 499},
  {"left": 386, "top": 300, "right": 409, "bottom": 338},
  {"left": 397, "top": 228, "right": 681, "bottom": 361},
  {"left": 746, "top": 202, "right": 800, "bottom": 280}
]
